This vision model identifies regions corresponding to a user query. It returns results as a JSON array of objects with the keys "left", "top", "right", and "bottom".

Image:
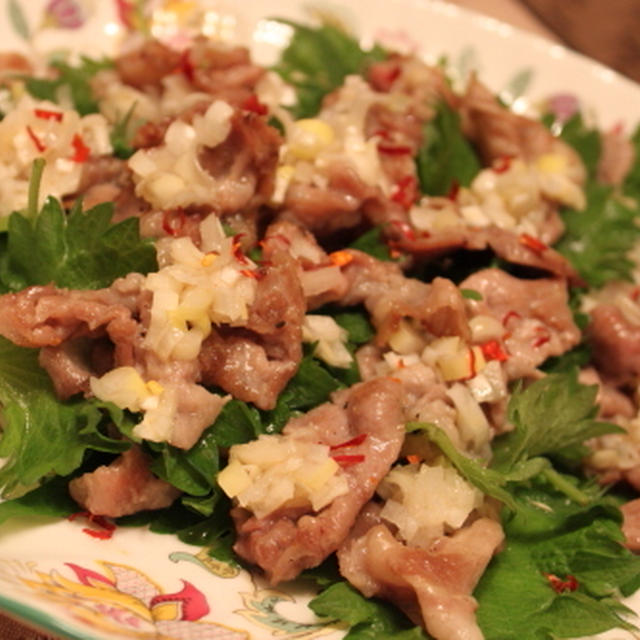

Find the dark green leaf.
[
  {"left": 555, "top": 182, "right": 640, "bottom": 288},
  {"left": 349, "top": 227, "right": 394, "bottom": 261},
  {"left": 460, "top": 288, "right": 483, "bottom": 300},
  {"left": 272, "top": 19, "right": 386, "bottom": 118},
  {"left": 623, "top": 123, "right": 640, "bottom": 200},
  {"left": 333, "top": 310, "right": 375, "bottom": 345},
  {"left": 416, "top": 101, "right": 481, "bottom": 196},
  {"left": 492, "top": 370, "right": 622, "bottom": 472},
  {"left": 557, "top": 113, "right": 601, "bottom": 180},
  {"left": 309, "top": 582, "right": 427, "bottom": 639},
  {"left": 1, "top": 197, "right": 157, "bottom": 291},
  {"left": 0, "top": 476, "right": 76, "bottom": 525},
  {"left": 278, "top": 353, "right": 344, "bottom": 410},
  {"left": 208, "top": 399, "right": 264, "bottom": 447}
]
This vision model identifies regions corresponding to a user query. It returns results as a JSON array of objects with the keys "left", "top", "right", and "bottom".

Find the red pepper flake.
[
  {"left": 26, "top": 125, "right": 46, "bottom": 152},
  {"left": 502, "top": 310, "right": 521, "bottom": 326},
  {"left": 465, "top": 346, "right": 478, "bottom": 380},
  {"left": 70, "top": 133, "right": 90, "bottom": 163},
  {"left": 519, "top": 233, "right": 547, "bottom": 255},
  {"left": 390, "top": 175, "right": 418, "bottom": 211},
  {"left": 240, "top": 268, "right": 263, "bottom": 280},
  {"left": 330, "top": 433, "right": 367, "bottom": 451},
  {"left": 543, "top": 572, "right": 579, "bottom": 594},
  {"left": 162, "top": 208, "right": 186, "bottom": 237},
  {"left": 373, "top": 129, "right": 391, "bottom": 140},
  {"left": 329, "top": 250, "right": 354, "bottom": 267},
  {"left": 480, "top": 339, "right": 509, "bottom": 362},
  {"left": 406, "top": 454, "right": 421, "bottom": 465},
  {"left": 332, "top": 454, "right": 366, "bottom": 467},
  {"left": 447, "top": 179, "right": 460, "bottom": 201},
  {"left": 389, "top": 248, "right": 403, "bottom": 259},
  {"left": 631, "top": 287, "right": 640, "bottom": 302},
  {"left": 68, "top": 511, "right": 116, "bottom": 540},
  {"left": 179, "top": 49, "right": 195, "bottom": 82},
  {"left": 378, "top": 143, "right": 412, "bottom": 155},
  {"left": 369, "top": 62, "right": 401, "bottom": 92},
  {"left": 241, "top": 94, "right": 268, "bottom": 115},
  {"left": 232, "top": 233, "right": 249, "bottom": 265},
  {"left": 492, "top": 155, "right": 513, "bottom": 174},
  {"left": 34, "top": 108, "right": 63, "bottom": 122},
  {"left": 390, "top": 219, "right": 417, "bottom": 241},
  {"left": 532, "top": 327, "right": 551, "bottom": 348}
]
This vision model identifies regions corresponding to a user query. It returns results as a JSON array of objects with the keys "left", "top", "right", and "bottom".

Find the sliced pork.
[
  {"left": 231, "top": 377, "right": 405, "bottom": 583},
  {"left": 68, "top": 446, "right": 181, "bottom": 518},
  {"left": 461, "top": 268, "right": 580, "bottom": 380},
  {"left": 199, "top": 244, "right": 305, "bottom": 410},
  {"left": 338, "top": 503, "right": 504, "bottom": 640}
]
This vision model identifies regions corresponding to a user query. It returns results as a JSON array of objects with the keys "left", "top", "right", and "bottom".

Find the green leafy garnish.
[
  {"left": 0, "top": 337, "right": 131, "bottom": 498},
  {"left": 0, "top": 197, "right": 157, "bottom": 291},
  {"left": 416, "top": 101, "right": 481, "bottom": 196},
  {"left": 555, "top": 182, "right": 640, "bottom": 288},
  {"left": 272, "top": 19, "right": 386, "bottom": 118},
  {"left": 349, "top": 227, "right": 394, "bottom": 261},
  {"left": 109, "top": 102, "right": 139, "bottom": 159},
  {"left": 475, "top": 478, "right": 640, "bottom": 640},
  {"left": 623, "top": 123, "right": 640, "bottom": 201},
  {"left": 309, "top": 582, "right": 427, "bottom": 639},
  {"left": 22, "top": 56, "right": 113, "bottom": 116},
  {"left": 556, "top": 112, "right": 602, "bottom": 180}
]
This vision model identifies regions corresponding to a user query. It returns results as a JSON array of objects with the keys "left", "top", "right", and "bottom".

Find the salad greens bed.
[{"left": 1, "top": 19, "right": 640, "bottom": 640}]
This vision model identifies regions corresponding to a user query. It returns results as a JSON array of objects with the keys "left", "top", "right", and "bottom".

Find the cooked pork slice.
[
  {"left": 461, "top": 268, "right": 580, "bottom": 380},
  {"left": 232, "top": 377, "right": 405, "bottom": 584},
  {"left": 69, "top": 446, "right": 181, "bottom": 517},
  {"left": 199, "top": 245, "right": 305, "bottom": 410},
  {"left": 338, "top": 503, "right": 504, "bottom": 640}
]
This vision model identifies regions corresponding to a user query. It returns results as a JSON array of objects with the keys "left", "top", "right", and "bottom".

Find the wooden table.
[{"left": 1, "top": 0, "right": 636, "bottom": 638}]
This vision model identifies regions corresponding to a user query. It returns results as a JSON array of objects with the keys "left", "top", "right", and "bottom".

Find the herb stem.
[
  {"left": 26, "top": 158, "right": 45, "bottom": 220},
  {"left": 542, "top": 467, "right": 590, "bottom": 505}
]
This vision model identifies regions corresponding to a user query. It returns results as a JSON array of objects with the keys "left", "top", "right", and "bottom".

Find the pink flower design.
[{"left": 42, "top": 0, "right": 86, "bottom": 29}]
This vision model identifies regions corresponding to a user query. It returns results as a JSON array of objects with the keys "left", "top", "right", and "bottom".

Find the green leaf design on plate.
[
  {"left": 500, "top": 68, "right": 534, "bottom": 105},
  {"left": 7, "top": 0, "right": 30, "bottom": 41}
]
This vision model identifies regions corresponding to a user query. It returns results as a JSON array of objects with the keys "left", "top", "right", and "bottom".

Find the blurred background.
[{"left": 448, "top": 0, "right": 640, "bottom": 83}]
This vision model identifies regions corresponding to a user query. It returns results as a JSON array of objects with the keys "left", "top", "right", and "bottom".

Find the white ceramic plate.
[{"left": 1, "top": 1, "right": 640, "bottom": 639}]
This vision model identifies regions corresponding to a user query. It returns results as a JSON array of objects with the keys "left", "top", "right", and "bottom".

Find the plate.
[{"left": 0, "top": 1, "right": 639, "bottom": 639}]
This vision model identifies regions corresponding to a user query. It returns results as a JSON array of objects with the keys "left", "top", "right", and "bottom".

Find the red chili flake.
[
  {"left": 373, "top": 129, "right": 391, "bottom": 140},
  {"left": 68, "top": 511, "right": 116, "bottom": 540},
  {"left": 631, "top": 287, "right": 640, "bottom": 302},
  {"left": 447, "top": 179, "right": 460, "bottom": 201},
  {"left": 332, "top": 454, "right": 366, "bottom": 467},
  {"left": 389, "top": 248, "right": 403, "bottom": 259},
  {"left": 492, "top": 155, "right": 513, "bottom": 174},
  {"left": 26, "top": 125, "right": 46, "bottom": 152},
  {"left": 465, "top": 346, "right": 478, "bottom": 380},
  {"left": 179, "top": 49, "right": 195, "bottom": 82},
  {"left": 390, "top": 175, "right": 418, "bottom": 211},
  {"left": 543, "top": 572, "right": 579, "bottom": 594},
  {"left": 390, "top": 218, "right": 417, "bottom": 241},
  {"left": 329, "top": 250, "right": 354, "bottom": 267},
  {"left": 240, "top": 268, "right": 263, "bottom": 280},
  {"left": 406, "top": 454, "right": 421, "bottom": 465},
  {"left": 70, "top": 133, "right": 90, "bottom": 163},
  {"left": 480, "top": 339, "right": 509, "bottom": 362},
  {"left": 162, "top": 208, "right": 186, "bottom": 237},
  {"left": 532, "top": 328, "right": 551, "bottom": 348},
  {"left": 330, "top": 433, "right": 368, "bottom": 451},
  {"left": 519, "top": 233, "right": 547, "bottom": 254},
  {"left": 378, "top": 143, "right": 412, "bottom": 155},
  {"left": 502, "top": 310, "right": 521, "bottom": 326},
  {"left": 369, "top": 62, "right": 401, "bottom": 92},
  {"left": 232, "top": 234, "right": 249, "bottom": 265},
  {"left": 241, "top": 94, "right": 268, "bottom": 115},
  {"left": 34, "top": 108, "right": 63, "bottom": 122}
]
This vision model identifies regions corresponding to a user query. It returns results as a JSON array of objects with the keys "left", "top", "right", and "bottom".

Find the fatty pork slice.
[
  {"left": 341, "top": 250, "right": 470, "bottom": 344},
  {"left": 69, "top": 446, "right": 180, "bottom": 518},
  {"left": 0, "top": 276, "right": 143, "bottom": 398},
  {"left": 231, "top": 377, "right": 405, "bottom": 584},
  {"left": 587, "top": 304, "right": 640, "bottom": 387},
  {"left": 461, "top": 268, "right": 580, "bottom": 380},
  {"left": 199, "top": 242, "right": 305, "bottom": 410},
  {"left": 459, "top": 75, "right": 586, "bottom": 185},
  {"left": 338, "top": 503, "right": 504, "bottom": 640}
]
